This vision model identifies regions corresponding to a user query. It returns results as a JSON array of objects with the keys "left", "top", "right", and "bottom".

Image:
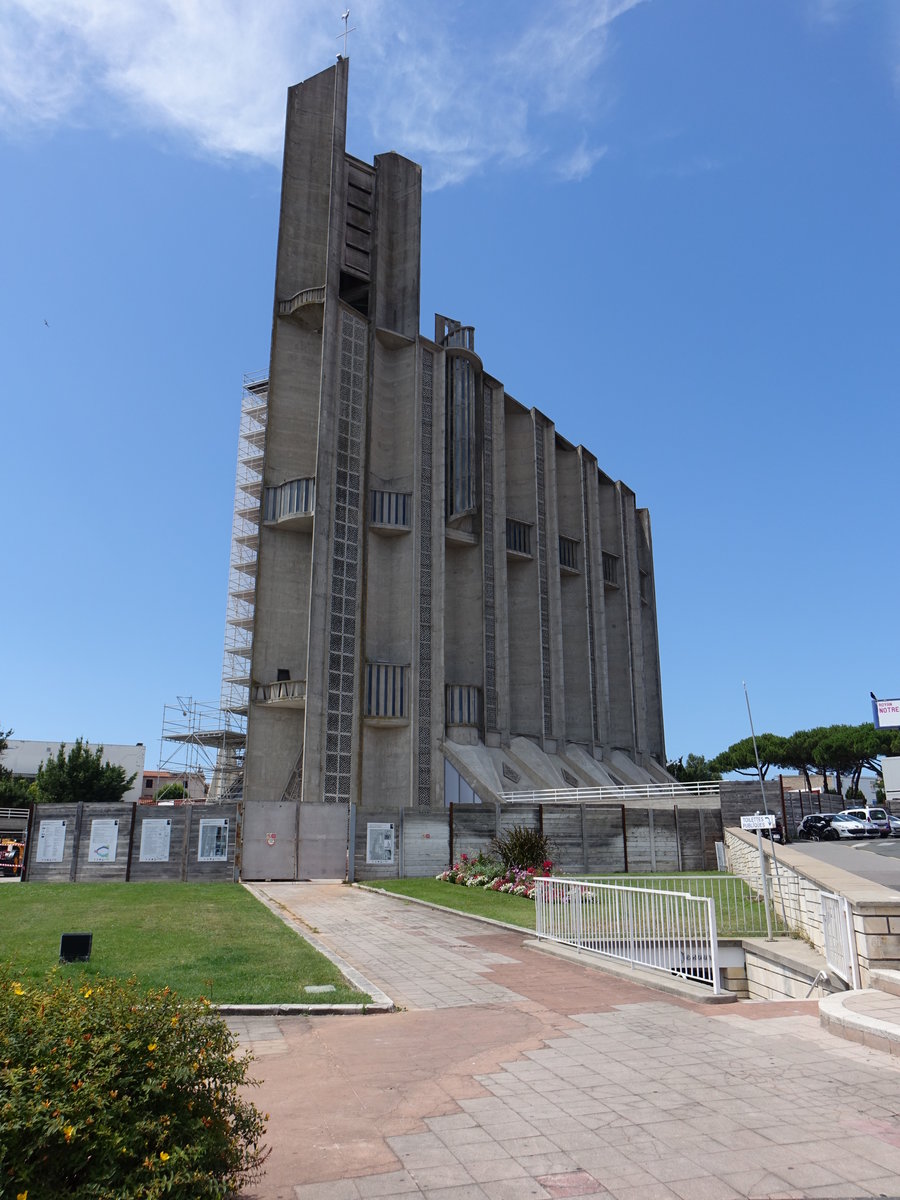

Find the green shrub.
[
  {"left": 491, "top": 825, "right": 554, "bottom": 872},
  {"left": 0, "top": 967, "right": 267, "bottom": 1200}
]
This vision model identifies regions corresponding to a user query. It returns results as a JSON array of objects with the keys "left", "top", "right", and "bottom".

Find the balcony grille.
[
  {"left": 370, "top": 489, "right": 411, "bottom": 528},
  {"left": 264, "top": 477, "right": 315, "bottom": 523},
  {"left": 559, "top": 535, "right": 579, "bottom": 572},
  {"left": 506, "top": 519, "right": 533, "bottom": 557},
  {"left": 365, "top": 663, "right": 408, "bottom": 720}
]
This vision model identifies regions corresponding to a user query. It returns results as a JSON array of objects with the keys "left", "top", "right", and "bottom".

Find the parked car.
[
  {"left": 888, "top": 814, "right": 900, "bottom": 838},
  {"left": 839, "top": 807, "right": 891, "bottom": 838},
  {"left": 831, "top": 812, "right": 881, "bottom": 839},
  {"left": 797, "top": 813, "right": 840, "bottom": 842}
]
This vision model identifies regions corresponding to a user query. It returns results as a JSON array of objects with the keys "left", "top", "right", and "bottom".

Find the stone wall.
[{"left": 725, "top": 827, "right": 900, "bottom": 986}]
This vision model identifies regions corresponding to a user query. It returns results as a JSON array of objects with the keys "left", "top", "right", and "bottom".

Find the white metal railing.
[
  {"left": 0, "top": 808, "right": 29, "bottom": 821},
  {"left": 504, "top": 782, "right": 720, "bottom": 805},
  {"left": 820, "top": 889, "right": 861, "bottom": 989},
  {"left": 582, "top": 874, "right": 782, "bottom": 938},
  {"left": 253, "top": 679, "right": 306, "bottom": 706},
  {"left": 534, "top": 877, "right": 723, "bottom": 994}
]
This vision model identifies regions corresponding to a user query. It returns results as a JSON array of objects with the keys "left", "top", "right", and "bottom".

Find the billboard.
[{"left": 873, "top": 698, "right": 900, "bottom": 729}]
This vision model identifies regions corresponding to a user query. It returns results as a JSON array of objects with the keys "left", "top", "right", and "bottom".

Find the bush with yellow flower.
[{"left": 0, "top": 968, "right": 267, "bottom": 1199}]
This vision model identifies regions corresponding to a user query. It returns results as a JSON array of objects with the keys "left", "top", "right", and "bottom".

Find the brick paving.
[{"left": 236, "top": 882, "right": 900, "bottom": 1200}]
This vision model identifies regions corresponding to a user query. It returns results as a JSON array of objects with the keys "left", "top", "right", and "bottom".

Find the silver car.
[
  {"left": 830, "top": 813, "right": 880, "bottom": 839},
  {"left": 839, "top": 807, "right": 891, "bottom": 838}
]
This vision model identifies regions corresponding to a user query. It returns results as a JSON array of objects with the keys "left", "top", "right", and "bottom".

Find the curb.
[
  {"left": 819, "top": 989, "right": 900, "bottom": 1055},
  {"left": 238, "top": 883, "right": 395, "bottom": 1013}
]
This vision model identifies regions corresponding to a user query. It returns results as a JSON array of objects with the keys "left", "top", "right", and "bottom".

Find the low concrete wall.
[{"left": 725, "top": 828, "right": 900, "bottom": 986}]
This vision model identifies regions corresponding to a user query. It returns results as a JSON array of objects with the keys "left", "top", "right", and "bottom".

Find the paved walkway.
[{"left": 236, "top": 883, "right": 900, "bottom": 1200}]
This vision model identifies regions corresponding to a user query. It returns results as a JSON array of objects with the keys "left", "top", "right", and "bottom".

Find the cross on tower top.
[{"left": 336, "top": 9, "right": 357, "bottom": 58}]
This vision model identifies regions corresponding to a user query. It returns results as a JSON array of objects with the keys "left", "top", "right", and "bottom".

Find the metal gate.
[
  {"left": 241, "top": 801, "right": 299, "bottom": 880},
  {"left": 820, "top": 890, "right": 861, "bottom": 989},
  {"left": 298, "top": 803, "right": 352, "bottom": 879}
]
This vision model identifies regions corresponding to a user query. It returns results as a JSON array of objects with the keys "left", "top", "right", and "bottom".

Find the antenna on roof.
[{"left": 336, "top": 9, "right": 356, "bottom": 59}]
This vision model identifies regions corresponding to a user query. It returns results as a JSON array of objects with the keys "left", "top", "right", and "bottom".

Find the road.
[{"left": 785, "top": 836, "right": 900, "bottom": 891}]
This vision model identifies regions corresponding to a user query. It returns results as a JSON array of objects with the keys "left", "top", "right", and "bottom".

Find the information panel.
[
  {"left": 35, "top": 819, "right": 67, "bottom": 863},
  {"left": 197, "top": 818, "right": 229, "bottom": 862},
  {"left": 366, "top": 822, "right": 395, "bottom": 865},
  {"left": 139, "top": 819, "right": 172, "bottom": 863},
  {"left": 88, "top": 819, "right": 119, "bottom": 864}
]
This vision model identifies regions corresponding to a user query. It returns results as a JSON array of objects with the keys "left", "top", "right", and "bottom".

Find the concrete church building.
[{"left": 227, "top": 59, "right": 668, "bottom": 869}]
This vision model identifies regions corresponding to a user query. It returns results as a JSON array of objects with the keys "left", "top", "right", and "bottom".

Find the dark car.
[{"left": 797, "top": 813, "right": 840, "bottom": 842}]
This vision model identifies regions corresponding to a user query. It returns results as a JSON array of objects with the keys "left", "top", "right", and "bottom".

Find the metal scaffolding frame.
[
  {"left": 157, "top": 697, "right": 247, "bottom": 802},
  {"left": 158, "top": 374, "right": 269, "bottom": 804}
]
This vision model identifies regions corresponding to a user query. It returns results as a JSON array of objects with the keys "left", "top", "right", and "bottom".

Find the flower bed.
[{"left": 435, "top": 852, "right": 554, "bottom": 901}]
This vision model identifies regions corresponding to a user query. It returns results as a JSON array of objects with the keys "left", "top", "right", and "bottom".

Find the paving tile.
[
  {"left": 411, "top": 1165, "right": 475, "bottom": 1190},
  {"left": 532, "top": 1170, "right": 603, "bottom": 1198},
  {"left": 421, "top": 1187, "right": 490, "bottom": 1200},
  {"left": 355, "top": 1170, "right": 422, "bottom": 1197},
  {"left": 294, "top": 1182, "right": 362, "bottom": 1200},
  {"left": 465, "top": 1158, "right": 530, "bottom": 1184},
  {"left": 478, "top": 1180, "right": 551, "bottom": 1200}
]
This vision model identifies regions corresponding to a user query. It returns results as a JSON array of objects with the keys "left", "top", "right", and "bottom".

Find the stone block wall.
[{"left": 725, "top": 827, "right": 900, "bottom": 986}]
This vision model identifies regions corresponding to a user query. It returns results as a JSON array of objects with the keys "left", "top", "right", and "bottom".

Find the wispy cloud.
[
  {"left": 0, "top": 0, "right": 645, "bottom": 184},
  {"left": 808, "top": 0, "right": 860, "bottom": 25}
]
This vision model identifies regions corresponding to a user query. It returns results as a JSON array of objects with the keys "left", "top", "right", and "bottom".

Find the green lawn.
[
  {"left": 0, "top": 883, "right": 370, "bottom": 1005},
  {"left": 360, "top": 873, "right": 782, "bottom": 937},
  {"left": 359, "top": 878, "right": 538, "bottom": 929}
]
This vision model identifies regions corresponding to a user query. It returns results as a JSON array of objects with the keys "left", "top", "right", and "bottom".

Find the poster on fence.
[
  {"left": 35, "top": 819, "right": 67, "bottom": 863},
  {"left": 198, "top": 817, "right": 229, "bottom": 862},
  {"left": 366, "top": 822, "right": 394, "bottom": 865},
  {"left": 139, "top": 819, "right": 172, "bottom": 863},
  {"left": 88, "top": 819, "right": 119, "bottom": 864}
]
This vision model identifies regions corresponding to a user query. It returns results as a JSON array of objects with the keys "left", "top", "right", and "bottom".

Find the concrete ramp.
[
  {"left": 561, "top": 744, "right": 625, "bottom": 788},
  {"left": 442, "top": 737, "right": 663, "bottom": 802}
]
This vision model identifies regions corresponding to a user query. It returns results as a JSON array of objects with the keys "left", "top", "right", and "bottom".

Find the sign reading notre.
[{"left": 873, "top": 698, "right": 900, "bottom": 729}]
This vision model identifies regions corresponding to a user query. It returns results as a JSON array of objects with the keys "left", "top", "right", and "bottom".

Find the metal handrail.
[
  {"left": 504, "top": 782, "right": 720, "bottom": 805},
  {"left": 534, "top": 876, "right": 723, "bottom": 994}
]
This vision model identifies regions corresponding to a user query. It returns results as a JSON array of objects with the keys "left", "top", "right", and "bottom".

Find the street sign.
[
  {"left": 873, "top": 698, "right": 900, "bottom": 730},
  {"left": 741, "top": 813, "right": 776, "bottom": 831}
]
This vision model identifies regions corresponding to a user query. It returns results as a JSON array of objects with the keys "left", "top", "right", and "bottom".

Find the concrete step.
[
  {"left": 870, "top": 968, "right": 900, "bottom": 997},
  {"left": 820, "top": 988, "right": 900, "bottom": 1056}
]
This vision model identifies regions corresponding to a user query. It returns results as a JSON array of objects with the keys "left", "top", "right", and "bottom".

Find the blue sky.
[{"left": 1, "top": 0, "right": 897, "bottom": 769}]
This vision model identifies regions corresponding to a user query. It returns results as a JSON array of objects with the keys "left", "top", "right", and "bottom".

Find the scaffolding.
[
  {"left": 158, "top": 374, "right": 269, "bottom": 803},
  {"left": 157, "top": 697, "right": 247, "bottom": 802}
]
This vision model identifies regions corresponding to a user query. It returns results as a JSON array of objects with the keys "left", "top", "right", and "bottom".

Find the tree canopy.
[
  {"left": 704, "top": 723, "right": 900, "bottom": 795},
  {"left": 665, "top": 754, "right": 722, "bottom": 783},
  {"left": 0, "top": 725, "right": 31, "bottom": 804},
  {"left": 32, "top": 740, "right": 136, "bottom": 805}
]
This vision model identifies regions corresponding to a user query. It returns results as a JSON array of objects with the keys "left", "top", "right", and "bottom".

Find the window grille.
[
  {"left": 369, "top": 489, "right": 411, "bottom": 528},
  {"left": 506, "top": 518, "right": 533, "bottom": 557},
  {"left": 264, "top": 477, "right": 315, "bottom": 522},
  {"left": 445, "top": 685, "right": 481, "bottom": 727},
  {"left": 640, "top": 569, "right": 650, "bottom": 603},
  {"left": 602, "top": 552, "right": 619, "bottom": 586},
  {"left": 365, "top": 663, "right": 408, "bottom": 720},
  {"left": 445, "top": 356, "right": 476, "bottom": 518},
  {"left": 559, "top": 535, "right": 579, "bottom": 572}
]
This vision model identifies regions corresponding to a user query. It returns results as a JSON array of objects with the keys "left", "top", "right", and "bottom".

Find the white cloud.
[
  {"left": 556, "top": 141, "right": 608, "bottom": 182},
  {"left": 0, "top": 0, "right": 643, "bottom": 184}
]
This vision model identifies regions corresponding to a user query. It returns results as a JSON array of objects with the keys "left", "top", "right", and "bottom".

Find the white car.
[
  {"left": 838, "top": 807, "right": 891, "bottom": 837},
  {"left": 830, "top": 813, "right": 880, "bottom": 839}
]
